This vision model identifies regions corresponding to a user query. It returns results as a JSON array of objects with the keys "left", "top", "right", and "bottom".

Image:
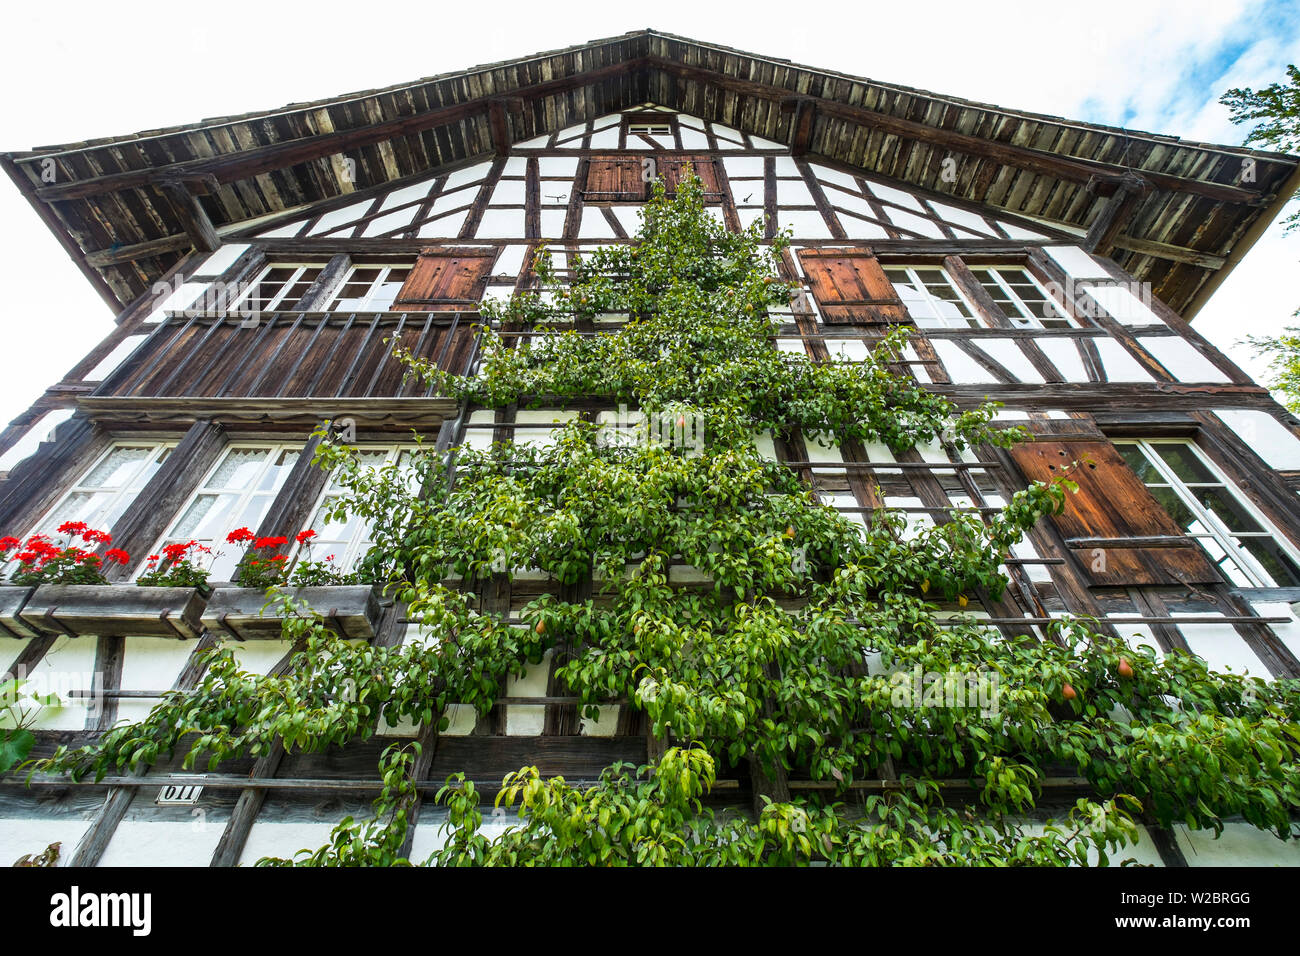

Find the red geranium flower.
[
  {"left": 254, "top": 536, "right": 288, "bottom": 550},
  {"left": 84, "top": 529, "right": 112, "bottom": 545},
  {"left": 162, "top": 542, "right": 192, "bottom": 561},
  {"left": 26, "top": 536, "right": 57, "bottom": 555},
  {"left": 226, "top": 528, "right": 255, "bottom": 544},
  {"left": 57, "top": 521, "right": 88, "bottom": 536},
  {"left": 104, "top": 549, "right": 131, "bottom": 564},
  {"left": 0, "top": 536, "right": 20, "bottom": 551},
  {"left": 295, "top": 530, "right": 316, "bottom": 545}
]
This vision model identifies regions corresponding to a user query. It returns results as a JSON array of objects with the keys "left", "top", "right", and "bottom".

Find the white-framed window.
[
  {"left": 883, "top": 266, "right": 981, "bottom": 329},
  {"left": 326, "top": 264, "right": 414, "bottom": 312},
  {"left": 301, "top": 445, "right": 419, "bottom": 571},
  {"left": 223, "top": 263, "right": 327, "bottom": 313},
  {"left": 1116, "top": 439, "right": 1300, "bottom": 588},
  {"left": 967, "top": 266, "right": 1074, "bottom": 329},
  {"left": 28, "top": 442, "right": 175, "bottom": 536},
  {"left": 150, "top": 443, "right": 301, "bottom": 580}
]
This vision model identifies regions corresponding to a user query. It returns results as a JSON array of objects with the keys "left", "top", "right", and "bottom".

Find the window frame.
[
  {"left": 25, "top": 440, "right": 177, "bottom": 538},
  {"left": 1115, "top": 437, "right": 1300, "bottom": 588},
  {"left": 967, "top": 265, "right": 1075, "bottom": 330},
  {"left": 325, "top": 263, "right": 416, "bottom": 313},
  {"left": 221, "top": 262, "right": 328, "bottom": 313},
  {"left": 299, "top": 444, "right": 421, "bottom": 572},
  {"left": 881, "top": 264, "right": 983, "bottom": 329},
  {"left": 146, "top": 441, "right": 304, "bottom": 581}
]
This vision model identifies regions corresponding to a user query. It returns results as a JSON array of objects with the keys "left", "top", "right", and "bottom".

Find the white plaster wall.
[
  {"left": 1, "top": 637, "right": 30, "bottom": 675},
  {"left": 237, "top": 822, "right": 339, "bottom": 866},
  {"left": 1081, "top": 283, "right": 1163, "bottom": 326},
  {"left": 504, "top": 652, "right": 551, "bottom": 736},
  {"left": 579, "top": 705, "right": 620, "bottom": 737},
  {"left": 98, "top": 819, "right": 225, "bottom": 867},
  {"left": 1175, "top": 618, "right": 1267, "bottom": 676},
  {"left": 1176, "top": 822, "right": 1300, "bottom": 866},
  {"left": 1094, "top": 339, "right": 1153, "bottom": 381},
  {"left": 1138, "top": 337, "right": 1230, "bottom": 383},
  {"left": 1212, "top": 410, "right": 1300, "bottom": 469},
  {"left": 1034, "top": 338, "right": 1090, "bottom": 382},
  {"left": 1248, "top": 601, "right": 1300, "bottom": 661},
  {"left": 980, "top": 339, "right": 1045, "bottom": 383},
  {"left": 224, "top": 639, "right": 297, "bottom": 676},
  {"left": 0, "top": 818, "right": 92, "bottom": 867},
  {"left": 193, "top": 243, "right": 251, "bottom": 277},
  {"left": 1045, "top": 245, "right": 1110, "bottom": 280},
  {"left": 931, "top": 340, "right": 998, "bottom": 383},
  {"left": 24, "top": 635, "right": 98, "bottom": 730},
  {"left": 115, "top": 638, "right": 198, "bottom": 725}
]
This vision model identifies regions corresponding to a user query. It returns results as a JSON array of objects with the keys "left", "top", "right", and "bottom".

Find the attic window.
[{"left": 628, "top": 122, "right": 672, "bottom": 136}]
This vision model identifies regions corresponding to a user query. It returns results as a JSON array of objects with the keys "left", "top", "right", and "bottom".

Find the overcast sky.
[{"left": 1, "top": 0, "right": 1298, "bottom": 428}]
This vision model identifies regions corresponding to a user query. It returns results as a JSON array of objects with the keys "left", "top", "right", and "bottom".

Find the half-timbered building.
[{"left": 2, "top": 30, "right": 1300, "bottom": 866}]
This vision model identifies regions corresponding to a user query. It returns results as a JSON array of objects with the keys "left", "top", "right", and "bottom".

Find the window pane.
[
  {"left": 82, "top": 446, "right": 154, "bottom": 489},
  {"left": 1115, "top": 444, "right": 1163, "bottom": 484},
  {"left": 1236, "top": 538, "right": 1300, "bottom": 587},
  {"left": 208, "top": 448, "right": 271, "bottom": 489},
  {"left": 1153, "top": 445, "right": 1218, "bottom": 485},
  {"left": 258, "top": 451, "right": 299, "bottom": 491},
  {"left": 1192, "top": 488, "right": 1267, "bottom": 535},
  {"left": 1147, "top": 486, "right": 1200, "bottom": 530}
]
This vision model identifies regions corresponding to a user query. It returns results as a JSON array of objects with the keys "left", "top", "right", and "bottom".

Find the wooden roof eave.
[{"left": 4, "top": 29, "right": 1298, "bottom": 317}]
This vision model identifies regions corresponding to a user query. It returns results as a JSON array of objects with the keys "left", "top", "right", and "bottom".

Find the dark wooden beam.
[
  {"left": 1083, "top": 175, "right": 1147, "bottom": 256},
  {"left": 160, "top": 181, "right": 221, "bottom": 253},
  {"left": 788, "top": 98, "right": 816, "bottom": 157},
  {"left": 488, "top": 100, "right": 512, "bottom": 157},
  {"left": 83, "top": 233, "right": 193, "bottom": 268},
  {"left": 1111, "top": 236, "right": 1226, "bottom": 270},
  {"left": 31, "top": 59, "right": 647, "bottom": 203}
]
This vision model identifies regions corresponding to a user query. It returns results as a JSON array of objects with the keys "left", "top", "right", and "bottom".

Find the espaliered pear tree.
[{"left": 44, "top": 177, "right": 1300, "bottom": 866}]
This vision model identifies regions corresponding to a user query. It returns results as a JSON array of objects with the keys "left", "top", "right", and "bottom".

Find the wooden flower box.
[
  {"left": 18, "top": 585, "right": 208, "bottom": 639},
  {"left": 0, "top": 586, "right": 39, "bottom": 639},
  {"left": 200, "top": 585, "right": 383, "bottom": 641}
]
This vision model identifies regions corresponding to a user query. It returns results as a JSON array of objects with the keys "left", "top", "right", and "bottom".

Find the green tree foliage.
[
  {"left": 1224, "top": 65, "right": 1300, "bottom": 408},
  {"left": 38, "top": 177, "right": 1300, "bottom": 866}
]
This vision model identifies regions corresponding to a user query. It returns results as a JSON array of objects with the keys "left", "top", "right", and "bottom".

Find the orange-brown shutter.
[
  {"left": 1008, "top": 439, "right": 1222, "bottom": 586},
  {"left": 582, "top": 157, "right": 646, "bottom": 202},
  {"left": 392, "top": 249, "right": 495, "bottom": 308},
  {"left": 656, "top": 156, "right": 723, "bottom": 203},
  {"left": 797, "top": 249, "right": 908, "bottom": 324}
]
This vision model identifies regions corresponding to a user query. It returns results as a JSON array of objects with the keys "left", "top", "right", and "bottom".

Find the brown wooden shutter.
[
  {"left": 797, "top": 249, "right": 908, "bottom": 324},
  {"left": 582, "top": 157, "right": 646, "bottom": 202},
  {"left": 388, "top": 247, "right": 497, "bottom": 379},
  {"left": 656, "top": 156, "right": 723, "bottom": 203},
  {"left": 1008, "top": 439, "right": 1222, "bottom": 586},
  {"left": 392, "top": 249, "right": 495, "bottom": 308}
]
